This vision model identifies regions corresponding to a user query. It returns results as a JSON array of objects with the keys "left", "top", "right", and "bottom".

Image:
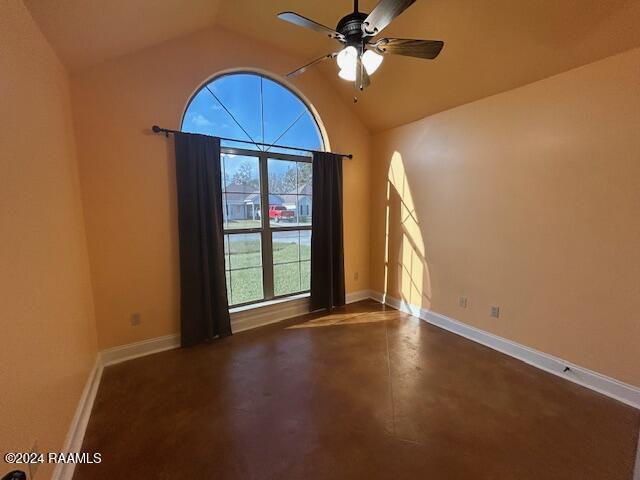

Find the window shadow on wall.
[{"left": 384, "top": 152, "right": 432, "bottom": 312}]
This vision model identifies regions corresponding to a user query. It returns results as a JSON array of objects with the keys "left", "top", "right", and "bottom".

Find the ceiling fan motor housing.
[{"left": 336, "top": 12, "right": 368, "bottom": 51}]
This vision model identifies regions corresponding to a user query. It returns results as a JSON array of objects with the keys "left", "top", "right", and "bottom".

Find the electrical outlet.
[
  {"left": 491, "top": 306, "right": 500, "bottom": 318},
  {"left": 29, "top": 441, "right": 40, "bottom": 478},
  {"left": 130, "top": 312, "right": 141, "bottom": 326},
  {"left": 458, "top": 296, "right": 468, "bottom": 308},
  {"left": 353, "top": 272, "right": 359, "bottom": 281}
]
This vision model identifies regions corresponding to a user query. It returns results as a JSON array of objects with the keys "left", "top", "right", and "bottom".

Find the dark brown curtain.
[
  {"left": 310, "top": 151, "right": 345, "bottom": 312},
  {"left": 174, "top": 132, "right": 231, "bottom": 347}
]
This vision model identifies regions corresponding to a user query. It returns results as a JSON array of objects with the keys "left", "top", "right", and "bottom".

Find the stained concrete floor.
[{"left": 74, "top": 300, "right": 640, "bottom": 479}]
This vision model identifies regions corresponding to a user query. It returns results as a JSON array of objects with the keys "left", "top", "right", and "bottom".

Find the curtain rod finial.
[{"left": 152, "top": 125, "right": 161, "bottom": 133}]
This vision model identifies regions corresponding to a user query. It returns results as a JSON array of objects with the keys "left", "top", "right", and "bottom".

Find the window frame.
[
  {"left": 222, "top": 145, "right": 312, "bottom": 308},
  {"left": 180, "top": 70, "right": 326, "bottom": 155}
]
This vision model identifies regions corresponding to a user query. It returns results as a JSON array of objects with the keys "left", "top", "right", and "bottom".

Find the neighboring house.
[
  {"left": 281, "top": 183, "right": 313, "bottom": 219},
  {"left": 224, "top": 183, "right": 286, "bottom": 221},
  {"left": 224, "top": 183, "right": 312, "bottom": 222}
]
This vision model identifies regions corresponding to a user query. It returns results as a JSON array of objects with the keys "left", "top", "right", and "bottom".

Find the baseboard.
[
  {"left": 99, "top": 334, "right": 181, "bottom": 367},
  {"left": 98, "top": 292, "right": 374, "bottom": 367},
  {"left": 370, "top": 291, "right": 640, "bottom": 410},
  {"left": 52, "top": 358, "right": 103, "bottom": 480},
  {"left": 345, "top": 289, "right": 373, "bottom": 304},
  {"left": 52, "top": 290, "right": 639, "bottom": 480}
]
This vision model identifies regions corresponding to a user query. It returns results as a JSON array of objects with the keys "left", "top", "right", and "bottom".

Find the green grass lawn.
[
  {"left": 225, "top": 237, "right": 310, "bottom": 305},
  {"left": 225, "top": 219, "right": 261, "bottom": 229}
]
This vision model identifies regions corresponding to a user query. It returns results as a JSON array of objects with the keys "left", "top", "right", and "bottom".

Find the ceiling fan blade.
[
  {"left": 277, "top": 12, "right": 344, "bottom": 40},
  {"left": 373, "top": 38, "right": 444, "bottom": 59},
  {"left": 286, "top": 53, "right": 337, "bottom": 78},
  {"left": 362, "top": 0, "right": 416, "bottom": 36},
  {"left": 355, "top": 56, "right": 370, "bottom": 91}
]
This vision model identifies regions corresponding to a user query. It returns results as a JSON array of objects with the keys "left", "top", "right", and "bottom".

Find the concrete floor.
[{"left": 74, "top": 300, "right": 640, "bottom": 479}]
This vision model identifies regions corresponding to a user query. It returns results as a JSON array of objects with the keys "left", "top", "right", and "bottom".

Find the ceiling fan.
[{"left": 278, "top": 0, "right": 444, "bottom": 91}]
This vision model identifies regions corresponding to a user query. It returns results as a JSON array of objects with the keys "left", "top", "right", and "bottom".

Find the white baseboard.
[
  {"left": 346, "top": 289, "right": 374, "bottom": 304},
  {"left": 53, "top": 290, "right": 639, "bottom": 480},
  {"left": 370, "top": 291, "right": 640, "bottom": 410},
  {"left": 52, "top": 358, "right": 103, "bottom": 480},
  {"left": 99, "top": 334, "right": 181, "bottom": 367},
  {"left": 98, "top": 292, "right": 374, "bottom": 368}
]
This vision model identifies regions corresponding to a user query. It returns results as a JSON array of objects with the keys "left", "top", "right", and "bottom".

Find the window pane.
[
  {"left": 268, "top": 159, "right": 297, "bottom": 194},
  {"left": 301, "top": 260, "right": 311, "bottom": 291},
  {"left": 276, "top": 111, "right": 323, "bottom": 151},
  {"left": 227, "top": 233, "right": 262, "bottom": 269},
  {"left": 224, "top": 235, "right": 230, "bottom": 271},
  {"left": 223, "top": 194, "right": 261, "bottom": 230},
  {"left": 268, "top": 203, "right": 297, "bottom": 227},
  {"left": 297, "top": 196, "right": 312, "bottom": 226},
  {"left": 297, "top": 162, "right": 312, "bottom": 193},
  {"left": 274, "top": 263, "right": 301, "bottom": 296},
  {"left": 268, "top": 159, "right": 301, "bottom": 227},
  {"left": 262, "top": 77, "right": 308, "bottom": 146},
  {"left": 226, "top": 232, "right": 264, "bottom": 306},
  {"left": 181, "top": 88, "right": 254, "bottom": 142},
  {"left": 273, "top": 231, "right": 299, "bottom": 264},
  {"left": 222, "top": 154, "right": 261, "bottom": 230},
  {"left": 223, "top": 155, "right": 260, "bottom": 193},
  {"left": 300, "top": 230, "right": 311, "bottom": 260},
  {"left": 209, "top": 74, "right": 262, "bottom": 143},
  {"left": 229, "top": 267, "right": 263, "bottom": 305}
]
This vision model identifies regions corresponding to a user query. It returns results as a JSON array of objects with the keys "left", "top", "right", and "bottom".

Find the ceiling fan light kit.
[
  {"left": 336, "top": 45, "right": 382, "bottom": 81},
  {"left": 278, "top": 0, "right": 444, "bottom": 91}
]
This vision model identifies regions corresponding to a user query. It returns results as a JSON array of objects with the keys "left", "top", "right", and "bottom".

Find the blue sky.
[{"left": 181, "top": 73, "right": 322, "bottom": 156}]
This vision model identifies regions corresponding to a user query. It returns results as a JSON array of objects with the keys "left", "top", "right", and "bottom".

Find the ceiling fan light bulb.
[
  {"left": 338, "top": 66, "right": 356, "bottom": 82},
  {"left": 362, "top": 49, "right": 383, "bottom": 75},
  {"left": 337, "top": 46, "right": 357, "bottom": 71}
]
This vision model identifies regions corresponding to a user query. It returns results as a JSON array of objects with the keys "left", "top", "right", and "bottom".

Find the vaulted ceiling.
[{"left": 25, "top": 0, "right": 640, "bottom": 131}]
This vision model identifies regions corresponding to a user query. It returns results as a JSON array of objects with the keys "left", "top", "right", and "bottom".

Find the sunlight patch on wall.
[{"left": 384, "top": 151, "right": 431, "bottom": 309}]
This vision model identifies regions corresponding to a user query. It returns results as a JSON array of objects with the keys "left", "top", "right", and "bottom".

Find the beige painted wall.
[
  {"left": 71, "top": 26, "right": 371, "bottom": 349},
  {"left": 370, "top": 47, "right": 640, "bottom": 388},
  {"left": 0, "top": 1, "right": 97, "bottom": 477}
]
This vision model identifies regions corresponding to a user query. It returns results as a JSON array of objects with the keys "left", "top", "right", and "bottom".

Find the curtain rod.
[{"left": 151, "top": 125, "right": 353, "bottom": 159}]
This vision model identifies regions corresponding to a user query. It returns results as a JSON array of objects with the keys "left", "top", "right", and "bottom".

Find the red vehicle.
[{"left": 268, "top": 205, "right": 295, "bottom": 222}]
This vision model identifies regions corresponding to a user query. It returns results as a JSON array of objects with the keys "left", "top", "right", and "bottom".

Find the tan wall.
[
  {"left": 0, "top": 1, "right": 97, "bottom": 477},
  {"left": 370, "top": 47, "right": 640, "bottom": 388},
  {"left": 71, "top": 27, "right": 371, "bottom": 349}
]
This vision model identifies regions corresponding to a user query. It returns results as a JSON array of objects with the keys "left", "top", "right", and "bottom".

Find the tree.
[
  {"left": 231, "top": 161, "right": 258, "bottom": 188},
  {"left": 298, "top": 163, "right": 312, "bottom": 190},
  {"left": 281, "top": 166, "right": 297, "bottom": 193},
  {"left": 269, "top": 171, "right": 283, "bottom": 192}
]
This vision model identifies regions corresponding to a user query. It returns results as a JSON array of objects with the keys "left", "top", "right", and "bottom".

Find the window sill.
[
  {"left": 229, "top": 292, "right": 310, "bottom": 314},
  {"left": 229, "top": 293, "right": 311, "bottom": 333}
]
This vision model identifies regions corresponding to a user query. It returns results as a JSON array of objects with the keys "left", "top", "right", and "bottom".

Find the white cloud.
[{"left": 190, "top": 114, "right": 214, "bottom": 127}]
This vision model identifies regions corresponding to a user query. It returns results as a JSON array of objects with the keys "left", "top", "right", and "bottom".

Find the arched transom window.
[{"left": 182, "top": 72, "right": 323, "bottom": 307}]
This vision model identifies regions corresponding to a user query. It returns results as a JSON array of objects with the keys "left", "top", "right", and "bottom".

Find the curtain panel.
[
  {"left": 174, "top": 133, "right": 231, "bottom": 346},
  {"left": 310, "top": 151, "right": 346, "bottom": 312}
]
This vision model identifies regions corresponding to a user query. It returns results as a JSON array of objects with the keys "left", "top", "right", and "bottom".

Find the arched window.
[{"left": 182, "top": 72, "right": 323, "bottom": 307}]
